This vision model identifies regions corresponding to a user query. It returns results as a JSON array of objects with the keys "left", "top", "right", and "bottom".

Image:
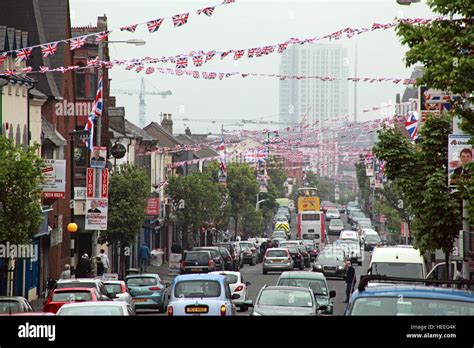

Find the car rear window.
[
  {"left": 104, "top": 284, "right": 122, "bottom": 294},
  {"left": 0, "top": 301, "right": 21, "bottom": 313},
  {"left": 185, "top": 252, "right": 210, "bottom": 262},
  {"left": 267, "top": 250, "right": 287, "bottom": 257},
  {"left": 52, "top": 291, "right": 92, "bottom": 302},
  {"left": 126, "top": 277, "right": 157, "bottom": 286},
  {"left": 174, "top": 280, "right": 221, "bottom": 298},
  {"left": 58, "top": 305, "right": 124, "bottom": 316},
  {"left": 56, "top": 282, "right": 96, "bottom": 289},
  {"left": 222, "top": 274, "right": 238, "bottom": 284}
]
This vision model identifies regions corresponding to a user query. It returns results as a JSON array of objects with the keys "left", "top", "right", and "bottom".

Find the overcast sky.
[{"left": 70, "top": 0, "right": 436, "bottom": 135}]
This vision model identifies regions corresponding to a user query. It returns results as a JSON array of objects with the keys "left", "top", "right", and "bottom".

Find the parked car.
[
  {"left": 0, "top": 296, "right": 33, "bottom": 314},
  {"left": 214, "top": 243, "right": 240, "bottom": 271},
  {"left": 328, "top": 219, "right": 344, "bottom": 235},
  {"left": 43, "top": 287, "right": 102, "bottom": 314},
  {"left": 193, "top": 247, "right": 225, "bottom": 271},
  {"left": 56, "top": 301, "right": 135, "bottom": 316},
  {"left": 210, "top": 271, "right": 252, "bottom": 311},
  {"left": 180, "top": 250, "right": 216, "bottom": 274},
  {"left": 103, "top": 280, "right": 134, "bottom": 310},
  {"left": 313, "top": 247, "right": 347, "bottom": 279},
  {"left": 262, "top": 248, "right": 293, "bottom": 274},
  {"left": 54, "top": 278, "right": 112, "bottom": 300},
  {"left": 167, "top": 274, "right": 251, "bottom": 316},
  {"left": 252, "top": 286, "right": 318, "bottom": 316},
  {"left": 125, "top": 274, "right": 170, "bottom": 313},
  {"left": 276, "top": 271, "right": 336, "bottom": 314}
]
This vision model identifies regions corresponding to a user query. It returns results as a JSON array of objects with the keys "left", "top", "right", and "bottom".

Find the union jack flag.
[
  {"left": 15, "top": 48, "right": 32, "bottom": 62},
  {"left": 405, "top": 111, "right": 419, "bottom": 142},
  {"left": 222, "top": 0, "right": 235, "bottom": 3},
  {"left": 192, "top": 55, "right": 203, "bottom": 66},
  {"left": 120, "top": 24, "right": 138, "bottom": 32},
  {"left": 372, "top": 23, "right": 384, "bottom": 31},
  {"left": 255, "top": 48, "right": 263, "bottom": 57},
  {"left": 219, "top": 73, "right": 225, "bottom": 80},
  {"left": 234, "top": 50, "right": 244, "bottom": 60},
  {"left": 87, "top": 57, "right": 100, "bottom": 67},
  {"left": 39, "top": 66, "right": 50, "bottom": 73},
  {"left": 136, "top": 66, "right": 144, "bottom": 73},
  {"left": 262, "top": 46, "right": 274, "bottom": 55},
  {"left": 145, "top": 67, "right": 155, "bottom": 75},
  {"left": 21, "top": 66, "right": 32, "bottom": 73},
  {"left": 176, "top": 69, "right": 184, "bottom": 76},
  {"left": 95, "top": 31, "right": 110, "bottom": 43},
  {"left": 83, "top": 115, "right": 94, "bottom": 151},
  {"left": 91, "top": 78, "right": 103, "bottom": 118},
  {"left": 197, "top": 7, "right": 215, "bottom": 17},
  {"left": 193, "top": 71, "right": 200, "bottom": 79},
  {"left": 147, "top": 19, "right": 164, "bottom": 33},
  {"left": 172, "top": 13, "right": 189, "bottom": 27},
  {"left": 219, "top": 136, "right": 226, "bottom": 172},
  {"left": 277, "top": 43, "right": 288, "bottom": 53},
  {"left": 41, "top": 43, "right": 58, "bottom": 57},
  {"left": 245, "top": 149, "right": 267, "bottom": 163},
  {"left": 176, "top": 57, "right": 188, "bottom": 68},
  {"left": 205, "top": 51, "right": 216, "bottom": 62},
  {"left": 70, "top": 37, "right": 86, "bottom": 50},
  {"left": 0, "top": 52, "right": 7, "bottom": 65},
  {"left": 220, "top": 51, "right": 231, "bottom": 60}
]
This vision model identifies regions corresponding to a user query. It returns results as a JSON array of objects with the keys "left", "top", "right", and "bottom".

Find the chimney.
[
  {"left": 161, "top": 113, "right": 173, "bottom": 134},
  {"left": 395, "top": 93, "right": 400, "bottom": 104},
  {"left": 185, "top": 126, "right": 191, "bottom": 136},
  {"left": 109, "top": 96, "right": 116, "bottom": 108}
]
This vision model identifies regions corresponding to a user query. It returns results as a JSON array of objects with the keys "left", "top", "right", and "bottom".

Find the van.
[{"left": 368, "top": 246, "right": 426, "bottom": 279}]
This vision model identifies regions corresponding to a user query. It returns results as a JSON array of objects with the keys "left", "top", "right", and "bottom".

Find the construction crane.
[
  {"left": 112, "top": 78, "right": 172, "bottom": 128},
  {"left": 299, "top": 107, "right": 312, "bottom": 126},
  {"left": 172, "top": 117, "right": 295, "bottom": 125}
]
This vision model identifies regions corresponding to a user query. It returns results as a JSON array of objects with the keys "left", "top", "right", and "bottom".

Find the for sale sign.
[{"left": 40, "top": 159, "right": 66, "bottom": 198}]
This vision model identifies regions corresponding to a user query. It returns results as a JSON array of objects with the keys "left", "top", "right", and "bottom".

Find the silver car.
[
  {"left": 252, "top": 286, "right": 318, "bottom": 316},
  {"left": 262, "top": 248, "right": 293, "bottom": 274},
  {"left": 103, "top": 280, "right": 135, "bottom": 311}
]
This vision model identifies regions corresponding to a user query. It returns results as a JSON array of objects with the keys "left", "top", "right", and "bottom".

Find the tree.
[
  {"left": 0, "top": 137, "right": 44, "bottom": 245},
  {"left": 98, "top": 164, "right": 149, "bottom": 274},
  {"left": 241, "top": 204, "right": 264, "bottom": 239},
  {"left": 227, "top": 163, "right": 259, "bottom": 240},
  {"left": 266, "top": 156, "right": 287, "bottom": 197},
  {"left": 374, "top": 113, "right": 462, "bottom": 276},
  {"left": 396, "top": 1, "right": 474, "bottom": 222}
]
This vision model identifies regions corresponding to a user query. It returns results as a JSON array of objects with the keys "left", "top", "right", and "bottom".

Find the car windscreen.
[
  {"left": 104, "top": 284, "right": 122, "bottom": 294},
  {"left": 327, "top": 209, "right": 339, "bottom": 214},
  {"left": 0, "top": 301, "right": 21, "bottom": 313},
  {"left": 56, "top": 282, "right": 95, "bottom": 289},
  {"left": 52, "top": 291, "right": 93, "bottom": 302},
  {"left": 317, "top": 251, "right": 344, "bottom": 262},
  {"left": 185, "top": 252, "right": 209, "bottom": 262},
  {"left": 126, "top": 277, "right": 157, "bottom": 286},
  {"left": 371, "top": 262, "right": 424, "bottom": 278},
  {"left": 277, "top": 278, "right": 328, "bottom": 296},
  {"left": 330, "top": 220, "right": 343, "bottom": 226},
  {"left": 267, "top": 250, "right": 287, "bottom": 257},
  {"left": 258, "top": 289, "right": 313, "bottom": 307},
  {"left": 174, "top": 280, "right": 221, "bottom": 298},
  {"left": 58, "top": 305, "right": 124, "bottom": 316},
  {"left": 272, "top": 232, "right": 286, "bottom": 237},
  {"left": 351, "top": 297, "right": 474, "bottom": 316},
  {"left": 239, "top": 243, "right": 253, "bottom": 250},
  {"left": 302, "top": 214, "right": 320, "bottom": 221},
  {"left": 365, "top": 235, "right": 381, "bottom": 243}
]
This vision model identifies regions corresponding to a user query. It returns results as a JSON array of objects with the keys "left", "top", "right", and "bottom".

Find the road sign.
[
  {"left": 275, "top": 222, "right": 290, "bottom": 233},
  {"left": 297, "top": 197, "right": 320, "bottom": 211}
]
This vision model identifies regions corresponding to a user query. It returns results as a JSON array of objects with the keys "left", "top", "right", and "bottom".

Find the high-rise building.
[{"left": 279, "top": 44, "right": 349, "bottom": 131}]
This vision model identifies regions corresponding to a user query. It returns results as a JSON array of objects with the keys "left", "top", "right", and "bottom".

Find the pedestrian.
[
  {"left": 171, "top": 242, "right": 182, "bottom": 254},
  {"left": 76, "top": 254, "right": 92, "bottom": 278},
  {"left": 139, "top": 243, "right": 151, "bottom": 272},
  {"left": 60, "top": 264, "right": 71, "bottom": 280},
  {"left": 98, "top": 249, "right": 110, "bottom": 274},
  {"left": 96, "top": 257, "right": 104, "bottom": 276},
  {"left": 344, "top": 260, "right": 356, "bottom": 303}
]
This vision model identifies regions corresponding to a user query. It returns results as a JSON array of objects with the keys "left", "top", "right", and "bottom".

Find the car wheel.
[
  {"left": 299, "top": 263, "right": 304, "bottom": 270},
  {"left": 358, "top": 261, "right": 362, "bottom": 266},
  {"left": 241, "top": 305, "right": 248, "bottom": 312},
  {"left": 251, "top": 258, "right": 256, "bottom": 266},
  {"left": 263, "top": 269, "right": 267, "bottom": 275}
]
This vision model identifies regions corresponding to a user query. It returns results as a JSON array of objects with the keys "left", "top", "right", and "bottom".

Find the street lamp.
[
  {"left": 256, "top": 199, "right": 267, "bottom": 210},
  {"left": 396, "top": 0, "right": 420, "bottom": 4}
]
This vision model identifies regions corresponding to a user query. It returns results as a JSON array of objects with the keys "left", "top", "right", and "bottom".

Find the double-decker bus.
[{"left": 296, "top": 187, "right": 324, "bottom": 246}]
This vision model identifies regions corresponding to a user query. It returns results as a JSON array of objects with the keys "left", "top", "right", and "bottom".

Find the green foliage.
[
  {"left": 355, "top": 159, "right": 370, "bottom": 208},
  {"left": 266, "top": 157, "right": 287, "bottom": 198},
  {"left": 241, "top": 204, "right": 264, "bottom": 239},
  {"left": 0, "top": 137, "right": 44, "bottom": 244},
  {"left": 98, "top": 164, "right": 149, "bottom": 246},
  {"left": 373, "top": 113, "right": 462, "bottom": 254}
]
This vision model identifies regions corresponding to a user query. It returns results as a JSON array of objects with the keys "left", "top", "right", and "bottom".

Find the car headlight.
[
  {"left": 338, "top": 266, "right": 343, "bottom": 270},
  {"left": 316, "top": 264, "right": 322, "bottom": 269},
  {"left": 251, "top": 311, "right": 262, "bottom": 316}
]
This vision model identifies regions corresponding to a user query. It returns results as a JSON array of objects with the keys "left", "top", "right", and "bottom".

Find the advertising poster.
[
  {"left": 40, "top": 159, "right": 66, "bottom": 198},
  {"left": 374, "top": 159, "right": 385, "bottom": 188},
  {"left": 365, "top": 158, "right": 374, "bottom": 177},
  {"left": 448, "top": 134, "right": 472, "bottom": 187},
  {"left": 90, "top": 146, "right": 107, "bottom": 169},
  {"left": 85, "top": 198, "right": 108, "bottom": 230},
  {"left": 145, "top": 198, "right": 160, "bottom": 216}
]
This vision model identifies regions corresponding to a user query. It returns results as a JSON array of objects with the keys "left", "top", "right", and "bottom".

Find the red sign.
[
  {"left": 86, "top": 168, "right": 94, "bottom": 198},
  {"left": 146, "top": 198, "right": 160, "bottom": 216},
  {"left": 101, "top": 169, "right": 109, "bottom": 198}
]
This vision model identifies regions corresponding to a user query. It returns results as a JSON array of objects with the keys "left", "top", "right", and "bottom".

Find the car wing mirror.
[
  {"left": 231, "top": 294, "right": 240, "bottom": 300},
  {"left": 245, "top": 281, "right": 251, "bottom": 286},
  {"left": 329, "top": 290, "right": 336, "bottom": 298}
]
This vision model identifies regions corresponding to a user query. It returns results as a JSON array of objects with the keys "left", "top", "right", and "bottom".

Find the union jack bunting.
[
  {"left": 234, "top": 50, "right": 244, "bottom": 60},
  {"left": 70, "top": 37, "right": 86, "bottom": 51},
  {"left": 220, "top": 51, "right": 231, "bottom": 60},
  {"left": 0, "top": 53, "right": 7, "bottom": 65},
  {"left": 147, "top": 19, "right": 164, "bottom": 33},
  {"left": 172, "top": 13, "right": 189, "bottom": 27},
  {"left": 87, "top": 57, "right": 100, "bottom": 67},
  {"left": 197, "top": 7, "right": 215, "bottom": 16},
  {"left": 222, "top": 0, "right": 235, "bottom": 3},
  {"left": 176, "top": 57, "right": 188, "bottom": 68},
  {"left": 392, "top": 79, "right": 402, "bottom": 84},
  {"left": 120, "top": 24, "right": 138, "bottom": 32},
  {"left": 41, "top": 43, "right": 58, "bottom": 57},
  {"left": 255, "top": 48, "right": 263, "bottom": 57},
  {"left": 405, "top": 111, "right": 419, "bottom": 142},
  {"left": 21, "top": 66, "right": 32, "bottom": 73},
  {"left": 241, "top": 74, "right": 249, "bottom": 78},
  {"left": 262, "top": 46, "right": 274, "bottom": 55},
  {"left": 145, "top": 67, "right": 155, "bottom": 75},
  {"left": 245, "top": 149, "right": 267, "bottom": 163},
  {"left": 248, "top": 48, "right": 256, "bottom": 58},
  {"left": 205, "top": 51, "right": 216, "bottom": 62},
  {"left": 15, "top": 48, "right": 32, "bottom": 62},
  {"left": 136, "top": 66, "right": 144, "bottom": 73},
  {"left": 277, "top": 43, "right": 288, "bottom": 53},
  {"left": 176, "top": 69, "right": 184, "bottom": 76},
  {"left": 193, "top": 71, "right": 200, "bottom": 79},
  {"left": 39, "top": 66, "right": 50, "bottom": 73},
  {"left": 95, "top": 31, "right": 110, "bottom": 43},
  {"left": 371, "top": 23, "right": 384, "bottom": 31},
  {"left": 192, "top": 55, "right": 203, "bottom": 66},
  {"left": 185, "top": 70, "right": 193, "bottom": 76},
  {"left": 219, "top": 73, "right": 224, "bottom": 80}
]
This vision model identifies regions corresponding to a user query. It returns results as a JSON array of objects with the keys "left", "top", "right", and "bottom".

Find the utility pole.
[
  {"left": 353, "top": 40, "right": 358, "bottom": 123},
  {"left": 462, "top": 199, "right": 470, "bottom": 280}
]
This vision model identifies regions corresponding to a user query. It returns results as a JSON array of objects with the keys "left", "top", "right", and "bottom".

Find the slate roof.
[
  {"left": 144, "top": 122, "right": 182, "bottom": 146},
  {"left": 41, "top": 118, "right": 67, "bottom": 146},
  {"left": 125, "top": 119, "right": 154, "bottom": 141}
]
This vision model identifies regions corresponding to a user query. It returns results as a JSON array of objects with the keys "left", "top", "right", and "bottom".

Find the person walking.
[
  {"left": 98, "top": 249, "right": 110, "bottom": 274},
  {"left": 96, "top": 257, "right": 104, "bottom": 276},
  {"left": 139, "top": 243, "right": 151, "bottom": 272},
  {"left": 344, "top": 260, "right": 356, "bottom": 303},
  {"left": 60, "top": 264, "right": 71, "bottom": 280},
  {"left": 76, "top": 254, "right": 92, "bottom": 278}
]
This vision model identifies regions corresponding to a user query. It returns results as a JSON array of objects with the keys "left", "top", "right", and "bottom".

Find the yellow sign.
[
  {"left": 298, "top": 197, "right": 320, "bottom": 212},
  {"left": 275, "top": 222, "right": 290, "bottom": 232}
]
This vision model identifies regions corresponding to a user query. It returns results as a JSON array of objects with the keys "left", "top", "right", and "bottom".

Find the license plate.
[
  {"left": 191, "top": 268, "right": 202, "bottom": 272},
  {"left": 272, "top": 259, "right": 283, "bottom": 263},
  {"left": 133, "top": 298, "right": 147, "bottom": 303},
  {"left": 186, "top": 306, "right": 208, "bottom": 314}
]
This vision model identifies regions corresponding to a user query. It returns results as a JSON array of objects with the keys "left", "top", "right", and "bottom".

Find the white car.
[
  {"left": 103, "top": 280, "right": 135, "bottom": 311},
  {"left": 339, "top": 230, "right": 359, "bottom": 243},
  {"left": 210, "top": 271, "right": 251, "bottom": 311},
  {"left": 325, "top": 209, "right": 340, "bottom": 220},
  {"left": 56, "top": 301, "right": 135, "bottom": 316}
]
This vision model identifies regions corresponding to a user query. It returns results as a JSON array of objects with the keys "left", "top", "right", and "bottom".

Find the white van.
[{"left": 368, "top": 246, "right": 426, "bottom": 279}]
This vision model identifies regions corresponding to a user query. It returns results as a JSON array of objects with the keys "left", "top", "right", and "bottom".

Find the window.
[
  {"left": 174, "top": 280, "right": 221, "bottom": 298},
  {"left": 75, "top": 63, "right": 86, "bottom": 99},
  {"left": 52, "top": 291, "right": 93, "bottom": 302}
]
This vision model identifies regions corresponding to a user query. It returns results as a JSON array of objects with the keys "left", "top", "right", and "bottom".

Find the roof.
[
  {"left": 175, "top": 134, "right": 219, "bottom": 158},
  {"left": 52, "top": 287, "right": 96, "bottom": 292},
  {"left": 42, "top": 118, "right": 67, "bottom": 146},
  {"left": 371, "top": 246, "right": 423, "bottom": 262},
  {"left": 124, "top": 119, "right": 154, "bottom": 141},
  {"left": 0, "top": 0, "right": 72, "bottom": 98},
  {"left": 263, "top": 286, "right": 313, "bottom": 292},
  {"left": 174, "top": 274, "right": 226, "bottom": 282},
  {"left": 144, "top": 122, "right": 182, "bottom": 145},
  {"left": 278, "top": 271, "right": 326, "bottom": 280},
  {"left": 59, "top": 301, "right": 128, "bottom": 308},
  {"left": 57, "top": 278, "right": 101, "bottom": 284},
  {"left": 353, "top": 285, "right": 474, "bottom": 302},
  {"left": 124, "top": 273, "right": 159, "bottom": 279}
]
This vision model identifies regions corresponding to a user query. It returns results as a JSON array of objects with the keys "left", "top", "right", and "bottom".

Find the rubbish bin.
[{"left": 150, "top": 249, "right": 164, "bottom": 267}]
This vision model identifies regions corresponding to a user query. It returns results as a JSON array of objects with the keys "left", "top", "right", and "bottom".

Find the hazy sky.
[{"left": 70, "top": 0, "right": 436, "bottom": 135}]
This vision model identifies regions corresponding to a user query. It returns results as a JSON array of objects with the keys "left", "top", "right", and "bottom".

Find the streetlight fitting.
[
  {"left": 126, "top": 39, "right": 146, "bottom": 46},
  {"left": 396, "top": 0, "right": 420, "bottom": 5}
]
